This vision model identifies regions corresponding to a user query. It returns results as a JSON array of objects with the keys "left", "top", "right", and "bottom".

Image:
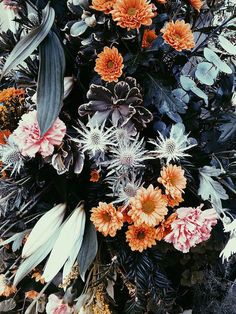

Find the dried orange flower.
[
  {"left": 111, "top": 0, "right": 155, "bottom": 30},
  {"left": 25, "top": 290, "right": 39, "bottom": 299},
  {"left": 95, "top": 47, "right": 124, "bottom": 82},
  {"left": 128, "top": 185, "right": 168, "bottom": 227},
  {"left": 160, "top": 20, "right": 195, "bottom": 51},
  {"left": 90, "top": 169, "right": 100, "bottom": 182},
  {"left": 90, "top": 0, "right": 116, "bottom": 14},
  {"left": 158, "top": 164, "right": 187, "bottom": 197},
  {"left": 189, "top": 0, "right": 202, "bottom": 11},
  {"left": 156, "top": 212, "right": 177, "bottom": 240},
  {"left": 91, "top": 202, "right": 123, "bottom": 237},
  {"left": 0, "top": 130, "right": 11, "bottom": 145},
  {"left": 126, "top": 224, "right": 156, "bottom": 252},
  {"left": 0, "top": 275, "right": 16, "bottom": 297},
  {"left": 142, "top": 29, "right": 158, "bottom": 48},
  {"left": 0, "top": 87, "right": 25, "bottom": 103},
  {"left": 32, "top": 271, "right": 45, "bottom": 284}
]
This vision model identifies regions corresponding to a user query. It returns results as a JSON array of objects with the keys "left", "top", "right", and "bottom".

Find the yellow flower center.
[
  {"left": 142, "top": 198, "right": 155, "bottom": 214},
  {"left": 174, "top": 33, "right": 182, "bottom": 40},
  {"left": 107, "top": 60, "right": 114, "bottom": 69},
  {"left": 127, "top": 7, "right": 137, "bottom": 16},
  {"left": 103, "top": 212, "right": 112, "bottom": 222},
  {"left": 137, "top": 231, "right": 146, "bottom": 240}
]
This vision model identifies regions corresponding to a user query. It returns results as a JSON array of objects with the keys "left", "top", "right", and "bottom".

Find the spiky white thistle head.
[
  {"left": 149, "top": 123, "right": 197, "bottom": 164},
  {"left": 74, "top": 120, "right": 116, "bottom": 159}
]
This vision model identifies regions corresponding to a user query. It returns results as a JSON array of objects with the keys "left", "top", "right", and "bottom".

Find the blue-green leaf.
[
  {"left": 204, "top": 47, "right": 232, "bottom": 74},
  {"left": 218, "top": 35, "right": 236, "bottom": 55},
  {"left": 195, "top": 62, "right": 218, "bottom": 85},
  {"left": 180, "top": 76, "right": 196, "bottom": 91}
]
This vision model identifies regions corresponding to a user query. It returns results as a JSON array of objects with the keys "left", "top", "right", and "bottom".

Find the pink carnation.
[
  {"left": 46, "top": 294, "right": 74, "bottom": 314},
  {"left": 12, "top": 110, "right": 66, "bottom": 158},
  {"left": 164, "top": 205, "right": 217, "bottom": 253}
]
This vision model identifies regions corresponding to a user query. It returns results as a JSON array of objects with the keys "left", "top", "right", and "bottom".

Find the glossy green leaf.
[
  {"left": 0, "top": 4, "right": 55, "bottom": 80},
  {"left": 37, "top": 31, "right": 65, "bottom": 135}
]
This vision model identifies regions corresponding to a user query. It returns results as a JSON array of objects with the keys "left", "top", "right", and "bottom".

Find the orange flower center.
[
  {"left": 127, "top": 7, "right": 137, "bottom": 16},
  {"left": 107, "top": 60, "right": 114, "bottom": 68},
  {"left": 174, "top": 33, "right": 182, "bottom": 40},
  {"left": 137, "top": 231, "right": 146, "bottom": 240},
  {"left": 142, "top": 198, "right": 155, "bottom": 214},
  {"left": 103, "top": 212, "right": 112, "bottom": 222}
]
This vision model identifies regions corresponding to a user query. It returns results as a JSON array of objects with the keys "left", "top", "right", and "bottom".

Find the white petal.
[
  {"left": 220, "top": 236, "right": 236, "bottom": 262},
  {"left": 22, "top": 203, "right": 66, "bottom": 258},
  {"left": 43, "top": 204, "right": 86, "bottom": 282}
]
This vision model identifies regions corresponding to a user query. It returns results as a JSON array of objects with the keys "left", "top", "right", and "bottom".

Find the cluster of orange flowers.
[{"left": 91, "top": 164, "right": 187, "bottom": 252}]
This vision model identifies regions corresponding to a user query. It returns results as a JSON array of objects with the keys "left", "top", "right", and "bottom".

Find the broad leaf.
[
  {"left": 218, "top": 35, "right": 236, "bottom": 55},
  {"left": 0, "top": 299, "right": 16, "bottom": 312},
  {"left": 180, "top": 76, "right": 196, "bottom": 91},
  {"left": 204, "top": 47, "right": 232, "bottom": 74},
  {"left": 37, "top": 31, "right": 65, "bottom": 135},
  {"left": 191, "top": 86, "right": 208, "bottom": 103},
  {"left": 172, "top": 88, "right": 189, "bottom": 103},
  {"left": 0, "top": 4, "right": 55, "bottom": 80},
  {"left": 218, "top": 113, "right": 236, "bottom": 142},
  {"left": 77, "top": 222, "right": 98, "bottom": 281},
  {"left": 70, "top": 21, "right": 88, "bottom": 36},
  {"left": 195, "top": 62, "right": 218, "bottom": 85}
]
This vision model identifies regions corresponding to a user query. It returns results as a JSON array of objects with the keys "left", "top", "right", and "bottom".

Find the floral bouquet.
[{"left": 0, "top": 0, "right": 235, "bottom": 312}]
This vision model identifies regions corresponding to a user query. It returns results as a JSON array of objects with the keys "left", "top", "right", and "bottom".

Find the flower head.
[
  {"left": 161, "top": 20, "right": 195, "bottom": 51},
  {"left": 12, "top": 111, "right": 66, "bottom": 158},
  {"left": 107, "top": 135, "right": 151, "bottom": 175},
  {"left": 95, "top": 47, "right": 124, "bottom": 82},
  {"left": 90, "top": 0, "right": 116, "bottom": 14},
  {"left": 46, "top": 294, "right": 75, "bottom": 314},
  {"left": 149, "top": 123, "right": 197, "bottom": 163},
  {"left": 91, "top": 202, "right": 123, "bottom": 237},
  {"left": 79, "top": 77, "right": 152, "bottom": 128},
  {"left": 164, "top": 206, "right": 217, "bottom": 253},
  {"left": 90, "top": 169, "right": 100, "bottom": 182},
  {"left": 0, "top": 275, "right": 16, "bottom": 297},
  {"left": 126, "top": 224, "right": 156, "bottom": 252},
  {"left": 142, "top": 29, "right": 158, "bottom": 48},
  {"left": 128, "top": 184, "right": 168, "bottom": 226},
  {"left": 189, "top": 0, "right": 202, "bottom": 11},
  {"left": 0, "top": 130, "right": 11, "bottom": 145},
  {"left": 158, "top": 164, "right": 187, "bottom": 197},
  {"left": 156, "top": 212, "right": 177, "bottom": 240},
  {"left": 111, "top": 0, "right": 154, "bottom": 30},
  {"left": 25, "top": 290, "right": 39, "bottom": 299}
]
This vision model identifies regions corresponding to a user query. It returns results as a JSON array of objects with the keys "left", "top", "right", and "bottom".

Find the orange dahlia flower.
[
  {"left": 0, "top": 129, "right": 11, "bottom": 145},
  {"left": 95, "top": 46, "right": 124, "bottom": 82},
  {"left": 126, "top": 224, "right": 156, "bottom": 252},
  {"left": 158, "top": 164, "right": 187, "bottom": 197},
  {"left": 161, "top": 20, "right": 195, "bottom": 51},
  {"left": 142, "top": 29, "right": 158, "bottom": 48},
  {"left": 111, "top": 0, "right": 155, "bottom": 30},
  {"left": 156, "top": 212, "right": 177, "bottom": 240},
  {"left": 90, "top": 0, "right": 116, "bottom": 14},
  {"left": 189, "top": 0, "right": 202, "bottom": 11},
  {"left": 128, "top": 184, "right": 168, "bottom": 227},
  {"left": 91, "top": 202, "right": 123, "bottom": 237}
]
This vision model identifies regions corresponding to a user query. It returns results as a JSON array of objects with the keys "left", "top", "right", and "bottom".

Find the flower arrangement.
[{"left": 0, "top": 0, "right": 235, "bottom": 312}]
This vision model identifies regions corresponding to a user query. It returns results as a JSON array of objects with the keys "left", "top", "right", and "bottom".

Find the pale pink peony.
[
  {"left": 46, "top": 294, "right": 75, "bottom": 314},
  {"left": 164, "top": 205, "right": 217, "bottom": 253},
  {"left": 12, "top": 110, "right": 66, "bottom": 158}
]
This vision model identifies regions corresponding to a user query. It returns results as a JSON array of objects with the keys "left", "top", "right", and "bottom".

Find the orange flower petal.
[
  {"left": 142, "top": 29, "right": 158, "bottom": 48},
  {"left": 126, "top": 224, "right": 156, "bottom": 252}
]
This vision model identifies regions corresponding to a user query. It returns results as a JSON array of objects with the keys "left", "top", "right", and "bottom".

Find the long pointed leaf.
[
  {"left": 37, "top": 31, "right": 65, "bottom": 135},
  {"left": 0, "top": 4, "right": 55, "bottom": 80}
]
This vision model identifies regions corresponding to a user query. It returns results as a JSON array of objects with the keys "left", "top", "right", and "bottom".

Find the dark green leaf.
[
  {"left": 37, "top": 31, "right": 65, "bottom": 135},
  {"left": 77, "top": 222, "right": 98, "bottom": 281},
  {"left": 219, "top": 113, "right": 236, "bottom": 142},
  {"left": 0, "top": 4, "right": 55, "bottom": 80}
]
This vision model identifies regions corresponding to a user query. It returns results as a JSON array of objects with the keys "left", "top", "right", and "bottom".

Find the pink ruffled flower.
[
  {"left": 46, "top": 294, "right": 75, "bottom": 314},
  {"left": 12, "top": 111, "right": 66, "bottom": 158},
  {"left": 164, "top": 205, "right": 217, "bottom": 253}
]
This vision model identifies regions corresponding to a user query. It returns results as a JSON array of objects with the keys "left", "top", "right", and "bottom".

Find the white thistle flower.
[
  {"left": 0, "top": 135, "right": 24, "bottom": 175},
  {"left": 74, "top": 120, "right": 116, "bottom": 159},
  {"left": 149, "top": 123, "right": 197, "bottom": 164},
  {"left": 106, "top": 172, "right": 142, "bottom": 207},
  {"left": 43, "top": 202, "right": 86, "bottom": 282},
  {"left": 22, "top": 203, "right": 66, "bottom": 258},
  {"left": 107, "top": 135, "right": 152, "bottom": 175},
  {"left": 220, "top": 216, "right": 236, "bottom": 262}
]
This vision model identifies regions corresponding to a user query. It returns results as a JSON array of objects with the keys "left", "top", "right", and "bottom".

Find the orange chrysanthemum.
[
  {"left": 158, "top": 164, "right": 187, "bottom": 197},
  {"left": 90, "top": 0, "right": 116, "bottom": 14},
  {"left": 95, "top": 47, "right": 124, "bottom": 82},
  {"left": 0, "top": 129, "right": 11, "bottom": 145},
  {"left": 90, "top": 169, "right": 100, "bottom": 182},
  {"left": 142, "top": 29, "right": 158, "bottom": 48},
  {"left": 126, "top": 224, "right": 157, "bottom": 252},
  {"left": 91, "top": 202, "right": 123, "bottom": 237},
  {"left": 111, "top": 0, "right": 155, "bottom": 30},
  {"left": 160, "top": 20, "right": 195, "bottom": 51},
  {"left": 165, "top": 192, "right": 184, "bottom": 207},
  {"left": 128, "top": 185, "right": 168, "bottom": 226},
  {"left": 156, "top": 212, "right": 177, "bottom": 240},
  {"left": 118, "top": 205, "right": 133, "bottom": 224},
  {"left": 189, "top": 0, "right": 202, "bottom": 11},
  {"left": 25, "top": 290, "right": 39, "bottom": 299},
  {"left": 0, "top": 87, "right": 25, "bottom": 103}
]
